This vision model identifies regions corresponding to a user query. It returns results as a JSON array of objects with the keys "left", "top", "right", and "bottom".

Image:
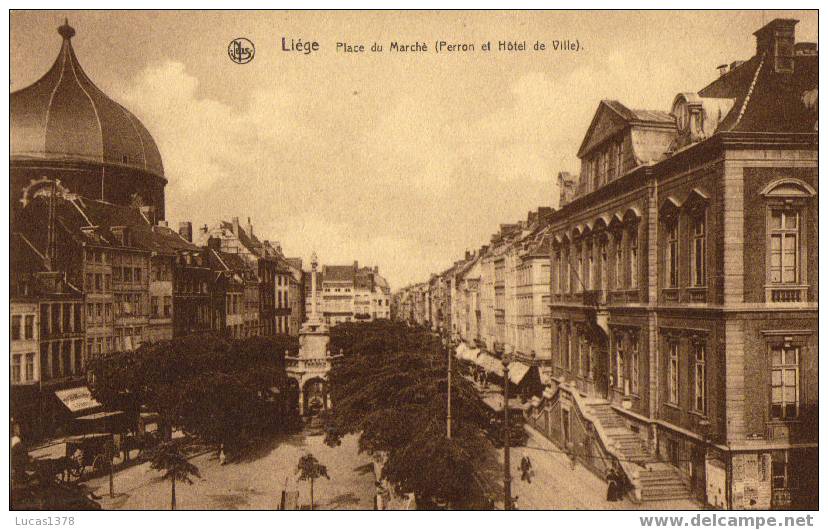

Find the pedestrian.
[
  {"left": 219, "top": 444, "right": 227, "bottom": 466},
  {"left": 519, "top": 456, "right": 533, "bottom": 483},
  {"left": 606, "top": 467, "right": 619, "bottom": 501},
  {"left": 607, "top": 468, "right": 616, "bottom": 502}
]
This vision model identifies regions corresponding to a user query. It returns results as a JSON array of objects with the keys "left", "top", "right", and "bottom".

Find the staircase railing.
[{"left": 558, "top": 382, "right": 643, "bottom": 502}]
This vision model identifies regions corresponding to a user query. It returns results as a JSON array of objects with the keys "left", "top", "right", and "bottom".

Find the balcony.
[
  {"left": 582, "top": 289, "right": 606, "bottom": 307},
  {"left": 767, "top": 285, "right": 809, "bottom": 304}
]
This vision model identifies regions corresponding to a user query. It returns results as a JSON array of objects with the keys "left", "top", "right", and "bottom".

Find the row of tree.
[
  {"left": 324, "top": 321, "right": 499, "bottom": 508},
  {"left": 88, "top": 334, "right": 302, "bottom": 453}
]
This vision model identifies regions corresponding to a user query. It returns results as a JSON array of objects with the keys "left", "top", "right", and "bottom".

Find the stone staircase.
[{"left": 586, "top": 402, "right": 692, "bottom": 503}]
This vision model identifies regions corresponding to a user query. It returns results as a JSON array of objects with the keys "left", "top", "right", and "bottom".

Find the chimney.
[
  {"left": 178, "top": 221, "right": 193, "bottom": 242},
  {"left": 716, "top": 64, "right": 729, "bottom": 77},
  {"left": 353, "top": 260, "right": 359, "bottom": 270},
  {"left": 157, "top": 219, "right": 169, "bottom": 228},
  {"left": 232, "top": 216, "right": 240, "bottom": 236},
  {"left": 246, "top": 217, "right": 253, "bottom": 238},
  {"left": 730, "top": 60, "right": 745, "bottom": 71},
  {"left": 374, "top": 265, "right": 379, "bottom": 273},
  {"left": 754, "top": 18, "right": 797, "bottom": 73},
  {"left": 465, "top": 250, "right": 472, "bottom": 261}
]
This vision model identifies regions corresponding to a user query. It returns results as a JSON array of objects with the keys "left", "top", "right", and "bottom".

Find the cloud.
[{"left": 114, "top": 50, "right": 703, "bottom": 288}]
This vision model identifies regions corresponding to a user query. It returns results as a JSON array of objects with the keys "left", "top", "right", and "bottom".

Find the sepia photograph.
[{"left": 6, "top": 6, "right": 820, "bottom": 518}]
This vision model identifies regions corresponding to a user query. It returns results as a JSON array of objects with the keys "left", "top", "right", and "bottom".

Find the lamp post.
[
  {"left": 699, "top": 418, "right": 711, "bottom": 506},
  {"left": 445, "top": 331, "right": 452, "bottom": 439},
  {"left": 502, "top": 354, "right": 512, "bottom": 510}
]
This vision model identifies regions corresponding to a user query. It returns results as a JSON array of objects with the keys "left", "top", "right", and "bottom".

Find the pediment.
[{"left": 577, "top": 102, "right": 629, "bottom": 158}]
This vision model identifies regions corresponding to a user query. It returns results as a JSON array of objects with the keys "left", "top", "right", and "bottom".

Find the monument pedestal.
[{"left": 286, "top": 252, "right": 334, "bottom": 416}]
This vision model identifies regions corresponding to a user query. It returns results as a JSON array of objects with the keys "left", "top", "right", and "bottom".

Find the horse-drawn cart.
[{"left": 35, "top": 433, "right": 115, "bottom": 484}]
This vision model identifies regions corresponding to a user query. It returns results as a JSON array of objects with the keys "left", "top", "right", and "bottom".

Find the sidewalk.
[
  {"left": 494, "top": 425, "right": 702, "bottom": 510},
  {"left": 506, "top": 425, "right": 637, "bottom": 509}
]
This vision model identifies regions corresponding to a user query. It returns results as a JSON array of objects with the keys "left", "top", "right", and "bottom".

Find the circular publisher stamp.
[{"left": 228, "top": 38, "right": 255, "bottom": 64}]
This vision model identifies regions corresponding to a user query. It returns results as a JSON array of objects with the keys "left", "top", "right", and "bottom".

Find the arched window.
[
  {"left": 684, "top": 189, "right": 710, "bottom": 289},
  {"left": 761, "top": 179, "right": 816, "bottom": 302},
  {"left": 661, "top": 197, "right": 681, "bottom": 289}
]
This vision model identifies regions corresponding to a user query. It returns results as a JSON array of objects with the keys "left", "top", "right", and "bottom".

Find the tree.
[
  {"left": 88, "top": 335, "right": 301, "bottom": 452},
  {"left": 150, "top": 441, "right": 200, "bottom": 510},
  {"left": 296, "top": 453, "right": 329, "bottom": 510},
  {"left": 323, "top": 322, "right": 497, "bottom": 507}
]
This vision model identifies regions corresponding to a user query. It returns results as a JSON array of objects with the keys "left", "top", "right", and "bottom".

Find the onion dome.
[{"left": 11, "top": 20, "right": 165, "bottom": 180}]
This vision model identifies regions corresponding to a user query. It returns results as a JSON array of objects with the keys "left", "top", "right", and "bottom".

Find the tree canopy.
[
  {"left": 89, "top": 334, "right": 301, "bottom": 451},
  {"left": 323, "top": 321, "right": 497, "bottom": 507}
]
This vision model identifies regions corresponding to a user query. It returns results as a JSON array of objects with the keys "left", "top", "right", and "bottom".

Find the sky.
[{"left": 10, "top": 10, "right": 818, "bottom": 289}]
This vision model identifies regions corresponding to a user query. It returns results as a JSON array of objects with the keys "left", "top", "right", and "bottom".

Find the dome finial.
[{"left": 58, "top": 18, "right": 75, "bottom": 40}]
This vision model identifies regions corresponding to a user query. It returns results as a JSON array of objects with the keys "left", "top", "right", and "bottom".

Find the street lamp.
[
  {"left": 698, "top": 418, "right": 711, "bottom": 506},
  {"left": 502, "top": 353, "right": 512, "bottom": 510},
  {"left": 444, "top": 331, "right": 452, "bottom": 439}
]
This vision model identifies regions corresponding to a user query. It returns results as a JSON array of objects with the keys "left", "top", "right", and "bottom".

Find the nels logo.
[{"left": 228, "top": 38, "right": 255, "bottom": 64}]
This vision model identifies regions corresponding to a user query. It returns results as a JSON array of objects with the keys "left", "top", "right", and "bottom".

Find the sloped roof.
[
  {"left": 699, "top": 53, "right": 818, "bottom": 133},
  {"left": 602, "top": 100, "right": 674, "bottom": 124},
  {"left": 16, "top": 194, "right": 198, "bottom": 257},
  {"left": 323, "top": 265, "right": 356, "bottom": 283},
  {"left": 208, "top": 248, "right": 253, "bottom": 275},
  {"left": 11, "top": 233, "right": 48, "bottom": 275},
  {"left": 577, "top": 99, "right": 675, "bottom": 158}
]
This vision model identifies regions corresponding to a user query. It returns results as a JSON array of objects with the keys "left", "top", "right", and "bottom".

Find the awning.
[
  {"left": 475, "top": 353, "right": 503, "bottom": 377},
  {"left": 473, "top": 355, "right": 531, "bottom": 384},
  {"left": 507, "top": 361, "right": 531, "bottom": 385},
  {"left": 76, "top": 411, "right": 123, "bottom": 422},
  {"left": 55, "top": 387, "right": 102, "bottom": 414},
  {"left": 455, "top": 342, "right": 469, "bottom": 359},
  {"left": 455, "top": 342, "right": 480, "bottom": 362}
]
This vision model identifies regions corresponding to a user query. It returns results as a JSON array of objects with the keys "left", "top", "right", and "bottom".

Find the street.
[{"left": 81, "top": 424, "right": 376, "bottom": 510}]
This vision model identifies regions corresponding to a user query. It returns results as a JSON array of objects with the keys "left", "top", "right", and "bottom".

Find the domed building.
[{"left": 11, "top": 20, "right": 167, "bottom": 219}]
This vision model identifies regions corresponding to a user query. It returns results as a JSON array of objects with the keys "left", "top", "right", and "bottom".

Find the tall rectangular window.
[
  {"left": 600, "top": 240, "right": 608, "bottom": 292},
  {"left": 554, "top": 251, "right": 561, "bottom": 294},
  {"left": 668, "top": 341, "right": 679, "bottom": 405},
  {"left": 586, "top": 247, "right": 594, "bottom": 291},
  {"left": 614, "top": 236, "right": 623, "bottom": 289},
  {"left": 563, "top": 249, "right": 570, "bottom": 293},
  {"left": 666, "top": 221, "right": 679, "bottom": 288},
  {"left": 25, "top": 353, "right": 35, "bottom": 381},
  {"left": 12, "top": 354, "right": 22, "bottom": 383},
  {"left": 769, "top": 210, "right": 800, "bottom": 284},
  {"left": 629, "top": 230, "right": 638, "bottom": 288},
  {"left": 771, "top": 346, "right": 799, "bottom": 419},
  {"left": 694, "top": 342, "right": 706, "bottom": 413},
  {"left": 11, "top": 315, "right": 21, "bottom": 340},
  {"left": 575, "top": 250, "right": 583, "bottom": 293},
  {"left": 630, "top": 336, "right": 639, "bottom": 395},
  {"left": 24, "top": 315, "right": 34, "bottom": 339},
  {"left": 615, "top": 336, "right": 625, "bottom": 391},
  {"left": 691, "top": 215, "right": 707, "bottom": 286}
]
